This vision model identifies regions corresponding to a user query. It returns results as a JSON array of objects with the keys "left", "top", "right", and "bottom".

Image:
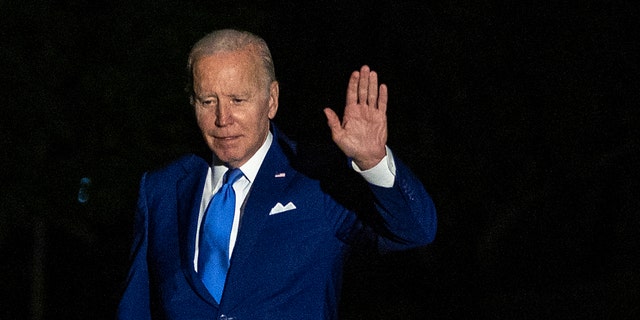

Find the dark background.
[{"left": 1, "top": 1, "right": 638, "bottom": 319}]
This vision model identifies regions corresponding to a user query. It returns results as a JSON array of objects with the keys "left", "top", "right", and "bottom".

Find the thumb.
[{"left": 323, "top": 108, "right": 341, "bottom": 132}]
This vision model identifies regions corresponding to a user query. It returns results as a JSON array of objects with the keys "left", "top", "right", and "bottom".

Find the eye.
[
  {"left": 231, "top": 98, "right": 245, "bottom": 104},
  {"left": 199, "top": 97, "right": 217, "bottom": 108}
]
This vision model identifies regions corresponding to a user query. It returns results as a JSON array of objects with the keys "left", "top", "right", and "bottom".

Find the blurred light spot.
[{"left": 78, "top": 177, "right": 91, "bottom": 204}]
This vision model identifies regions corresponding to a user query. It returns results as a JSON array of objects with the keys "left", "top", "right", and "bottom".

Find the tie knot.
[{"left": 223, "top": 168, "right": 243, "bottom": 186}]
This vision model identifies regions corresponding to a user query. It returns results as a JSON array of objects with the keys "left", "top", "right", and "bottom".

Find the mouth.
[
  {"left": 215, "top": 135, "right": 240, "bottom": 140},
  {"left": 213, "top": 134, "right": 241, "bottom": 144}
]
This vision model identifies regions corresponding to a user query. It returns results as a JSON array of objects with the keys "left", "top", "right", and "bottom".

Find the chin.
[{"left": 212, "top": 149, "right": 241, "bottom": 165}]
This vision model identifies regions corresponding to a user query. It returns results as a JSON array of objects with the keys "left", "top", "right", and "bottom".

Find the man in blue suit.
[{"left": 117, "top": 29, "right": 437, "bottom": 319}]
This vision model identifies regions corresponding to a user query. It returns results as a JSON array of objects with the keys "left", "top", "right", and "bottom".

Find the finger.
[
  {"left": 346, "top": 70, "right": 359, "bottom": 106},
  {"left": 323, "top": 108, "right": 342, "bottom": 132},
  {"left": 358, "top": 65, "right": 370, "bottom": 105},
  {"left": 378, "top": 83, "right": 388, "bottom": 114},
  {"left": 368, "top": 70, "right": 379, "bottom": 108}
]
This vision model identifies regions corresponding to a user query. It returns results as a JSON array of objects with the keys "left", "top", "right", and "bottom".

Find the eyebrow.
[
  {"left": 196, "top": 88, "right": 252, "bottom": 100},
  {"left": 195, "top": 94, "right": 218, "bottom": 100}
]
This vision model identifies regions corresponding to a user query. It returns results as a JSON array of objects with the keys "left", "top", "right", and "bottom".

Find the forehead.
[{"left": 193, "top": 46, "right": 264, "bottom": 79}]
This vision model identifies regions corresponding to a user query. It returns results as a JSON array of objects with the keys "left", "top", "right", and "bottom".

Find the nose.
[{"left": 215, "top": 101, "right": 233, "bottom": 127}]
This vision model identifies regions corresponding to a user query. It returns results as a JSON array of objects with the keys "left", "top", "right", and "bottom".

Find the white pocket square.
[{"left": 269, "top": 202, "right": 297, "bottom": 215}]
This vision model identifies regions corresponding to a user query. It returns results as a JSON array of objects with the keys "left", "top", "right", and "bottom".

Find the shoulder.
[{"left": 142, "top": 153, "right": 209, "bottom": 186}]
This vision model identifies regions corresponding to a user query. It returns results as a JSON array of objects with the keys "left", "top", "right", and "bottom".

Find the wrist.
[{"left": 351, "top": 148, "right": 387, "bottom": 171}]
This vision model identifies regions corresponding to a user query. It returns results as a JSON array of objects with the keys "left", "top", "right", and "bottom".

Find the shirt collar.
[{"left": 211, "top": 131, "right": 273, "bottom": 185}]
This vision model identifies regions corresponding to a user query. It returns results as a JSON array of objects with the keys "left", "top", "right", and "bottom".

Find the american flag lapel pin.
[{"left": 274, "top": 172, "right": 286, "bottom": 178}]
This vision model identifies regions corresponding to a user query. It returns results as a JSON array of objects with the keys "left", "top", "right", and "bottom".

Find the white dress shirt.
[{"left": 194, "top": 131, "right": 397, "bottom": 271}]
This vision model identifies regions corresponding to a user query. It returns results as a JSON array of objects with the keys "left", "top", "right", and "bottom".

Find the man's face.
[{"left": 192, "top": 48, "right": 278, "bottom": 168}]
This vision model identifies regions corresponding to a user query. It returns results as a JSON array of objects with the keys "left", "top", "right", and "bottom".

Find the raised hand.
[{"left": 323, "top": 65, "right": 388, "bottom": 170}]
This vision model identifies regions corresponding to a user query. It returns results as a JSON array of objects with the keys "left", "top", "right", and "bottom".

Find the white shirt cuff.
[{"left": 351, "top": 146, "right": 397, "bottom": 188}]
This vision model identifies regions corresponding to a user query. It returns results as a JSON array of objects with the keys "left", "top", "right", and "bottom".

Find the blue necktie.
[{"left": 199, "top": 168, "right": 243, "bottom": 302}]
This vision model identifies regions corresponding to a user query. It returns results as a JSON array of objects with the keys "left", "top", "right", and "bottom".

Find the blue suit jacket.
[{"left": 117, "top": 127, "right": 436, "bottom": 320}]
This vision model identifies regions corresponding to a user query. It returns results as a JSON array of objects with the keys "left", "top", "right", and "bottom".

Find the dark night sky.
[{"left": 1, "top": 1, "right": 638, "bottom": 319}]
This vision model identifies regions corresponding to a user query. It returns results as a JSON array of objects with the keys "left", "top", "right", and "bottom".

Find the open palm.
[{"left": 324, "top": 65, "right": 388, "bottom": 170}]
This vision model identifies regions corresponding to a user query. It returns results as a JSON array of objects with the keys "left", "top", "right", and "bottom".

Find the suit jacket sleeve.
[
  {"left": 369, "top": 153, "right": 437, "bottom": 253},
  {"left": 117, "top": 173, "right": 152, "bottom": 320}
]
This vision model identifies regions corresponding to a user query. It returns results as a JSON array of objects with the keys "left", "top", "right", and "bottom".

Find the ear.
[{"left": 268, "top": 81, "right": 279, "bottom": 119}]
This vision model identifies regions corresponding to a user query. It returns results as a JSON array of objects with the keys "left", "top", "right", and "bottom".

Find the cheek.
[{"left": 195, "top": 111, "right": 213, "bottom": 130}]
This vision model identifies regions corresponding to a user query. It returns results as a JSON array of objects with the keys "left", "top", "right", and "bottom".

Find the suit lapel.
[
  {"left": 175, "top": 154, "right": 219, "bottom": 306},
  {"left": 222, "top": 134, "right": 296, "bottom": 306}
]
